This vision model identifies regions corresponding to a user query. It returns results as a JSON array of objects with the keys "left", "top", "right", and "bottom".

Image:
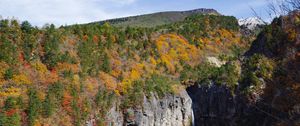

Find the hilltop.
[{"left": 90, "top": 8, "right": 220, "bottom": 27}]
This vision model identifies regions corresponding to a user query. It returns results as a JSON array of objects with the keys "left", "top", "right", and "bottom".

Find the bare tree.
[
  {"left": 287, "top": 0, "right": 300, "bottom": 10},
  {"left": 268, "top": 0, "right": 300, "bottom": 18},
  {"left": 249, "top": 7, "right": 268, "bottom": 25}
]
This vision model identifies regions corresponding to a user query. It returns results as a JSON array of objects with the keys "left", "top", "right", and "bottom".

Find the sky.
[{"left": 0, "top": 0, "right": 272, "bottom": 27}]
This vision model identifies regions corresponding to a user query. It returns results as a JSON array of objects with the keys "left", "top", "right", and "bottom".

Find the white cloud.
[
  {"left": 0, "top": 0, "right": 138, "bottom": 26},
  {"left": 105, "top": 0, "right": 137, "bottom": 4}
]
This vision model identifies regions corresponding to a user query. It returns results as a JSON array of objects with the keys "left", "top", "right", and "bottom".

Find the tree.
[
  {"left": 21, "top": 21, "right": 33, "bottom": 33},
  {"left": 0, "top": 97, "right": 22, "bottom": 126},
  {"left": 27, "top": 88, "right": 42, "bottom": 126},
  {"left": 0, "top": 35, "right": 17, "bottom": 64},
  {"left": 0, "top": 20, "right": 9, "bottom": 33},
  {"left": 77, "top": 34, "right": 107, "bottom": 76},
  {"left": 43, "top": 92, "right": 55, "bottom": 117},
  {"left": 95, "top": 87, "right": 115, "bottom": 123},
  {"left": 102, "top": 53, "right": 111, "bottom": 73},
  {"left": 268, "top": 0, "right": 300, "bottom": 18},
  {"left": 118, "top": 31, "right": 126, "bottom": 47},
  {"left": 23, "top": 34, "right": 38, "bottom": 61},
  {"left": 43, "top": 82, "right": 64, "bottom": 117},
  {"left": 121, "top": 80, "right": 144, "bottom": 109},
  {"left": 42, "top": 24, "right": 62, "bottom": 69},
  {"left": 4, "top": 68, "right": 14, "bottom": 80}
]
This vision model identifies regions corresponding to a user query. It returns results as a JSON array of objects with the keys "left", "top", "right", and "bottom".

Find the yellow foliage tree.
[
  {"left": 12, "top": 74, "right": 32, "bottom": 85},
  {"left": 155, "top": 34, "right": 200, "bottom": 74},
  {"left": 0, "top": 87, "right": 21, "bottom": 97},
  {"left": 0, "top": 62, "right": 9, "bottom": 85},
  {"left": 31, "top": 61, "right": 48, "bottom": 74}
]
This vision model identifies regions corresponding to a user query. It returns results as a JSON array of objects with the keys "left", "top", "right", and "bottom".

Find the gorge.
[{"left": 0, "top": 7, "right": 299, "bottom": 126}]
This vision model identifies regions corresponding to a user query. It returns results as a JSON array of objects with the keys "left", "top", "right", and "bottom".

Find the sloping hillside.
[
  {"left": 0, "top": 13, "right": 251, "bottom": 126},
  {"left": 241, "top": 11, "right": 300, "bottom": 125},
  {"left": 90, "top": 8, "right": 219, "bottom": 27}
]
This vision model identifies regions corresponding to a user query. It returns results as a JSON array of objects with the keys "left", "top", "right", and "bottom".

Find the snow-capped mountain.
[{"left": 238, "top": 17, "right": 266, "bottom": 30}]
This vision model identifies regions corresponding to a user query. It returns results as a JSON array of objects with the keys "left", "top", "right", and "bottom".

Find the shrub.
[
  {"left": 95, "top": 87, "right": 115, "bottom": 119},
  {"left": 180, "top": 63, "right": 217, "bottom": 85},
  {"left": 240, "top": 54, "right": 275, "bottom": 93},
  {"left": 4, "top": 68, "right": 14, "bottom": 80},
  {"left": 214, "top": 63, "right": 239, "bottom": 90},
  {"left": 145, "top": 74, "right": 173, "bottom": 98},
  {"left": 121, "top": 80, "right": 144, "bottom": 109}
]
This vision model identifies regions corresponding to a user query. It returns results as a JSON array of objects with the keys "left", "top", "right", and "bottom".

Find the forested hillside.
[
  {"left": 0, "top": 14, "right": 252, "bottom": 126},
  {"left": 92, "top": 8, "right": 219, "bottom": 27}
]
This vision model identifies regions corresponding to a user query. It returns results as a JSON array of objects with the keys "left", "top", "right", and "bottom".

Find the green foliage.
[
  {"left": 23, "top": 34, "right": 38, "bottom": 61},
  {"left": 180, "top": 63, "right": 217, "bottom": 84},
  {"left": 174, "top": 14, "right": 239, "bottom": 45},
  {"left": 27, "top": 88, "right": 42, "bottom": 126},
  {"left": 4, "top": 68, "right": 14, "bottom": 80},
  {"left": 42, "top": 24, "right": 61, "bottom": 69},
  {"left": 59, "top": 52, "right": 77, "bottom": 65},
  {"left": 145, "top": 74, "right": 174, "bottom": 98},
  {"left": 102, "top": 53, "right": 111, "bottom": 73},
  {"left": 0, "top": 97, "right": 22, "bottom": 126},
  {"left": 240, "top": 54, "right": 275, "bottom": 93},
  {"left": 43, "top": 82, "right": 64, "bottom": 118},
  {"left": 95, "top": 87, "right": 115, "bottom": 118},
  {"left": 0, "top": 35, "right": 17, "bottom": 64},
  {"left": 0, "top": 111, "right": 21, "bottom": 126},
  {"left": 21, "top": 21, "right": 33, "bottom": 33},
  {"left": 214, "top": 63, "right": 239, "bottom": 90},
  {"left": 69, "top": 85, "right": 85, "bottom": 126},
  {"left": 78, "top": 36, "right": 102, "bottom": 76},
  {"left": 121, "top": 80, "right": 144, "bottom": 109},
  {"left": 118, "top": 31, "right": 126, "bottom": 46},
  {"left": 230, "top": 45, "right": 244, "bottom": 59},
  {"left": 4, "top": 97, "right": 23, "bottom": 110},
  {"left": 94, "top": 87, "right": 116, "bottom": 124},
  {"left": 253, "top": 21, "right": 290, "bottom": 57},
  {"left": 43, "top": 93, "right": 55, "bottom": 117},
  {"left": 181, "top": 62, "right": 239, "bottom": 90}
]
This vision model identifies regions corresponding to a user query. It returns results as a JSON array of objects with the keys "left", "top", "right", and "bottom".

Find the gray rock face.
[
  {"left": 187, "top": 84, "right": 238, "bottom": 126},
  {"left": 106, "top": 91, "right": 193, "bottom": 126}
]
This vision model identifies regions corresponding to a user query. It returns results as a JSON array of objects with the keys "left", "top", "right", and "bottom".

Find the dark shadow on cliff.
[
  {"left": 186, "top": 84, "right": 237, "bottom": 126},
  {"left": 186, "top": 83, "right": 277, "bottom": 126}
]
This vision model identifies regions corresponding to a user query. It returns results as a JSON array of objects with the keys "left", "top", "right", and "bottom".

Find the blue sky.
[{"left": 0, "top": 0, "right": 271, "bottom": 26}]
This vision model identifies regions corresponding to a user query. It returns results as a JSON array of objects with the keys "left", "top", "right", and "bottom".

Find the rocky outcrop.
[
  {"left": 105, "top": 91, "right": 193, "bottom": 126},
  {"left": 187, "top": 84, "right": 238, "bottom": 126},
  {"left": 186, "top": 83, "right": 274, "bottom": 126}
]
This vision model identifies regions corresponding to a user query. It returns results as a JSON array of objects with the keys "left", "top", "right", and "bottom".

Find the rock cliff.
[{"left": 102, "top": 91, "right": 193, "bottom": 126}]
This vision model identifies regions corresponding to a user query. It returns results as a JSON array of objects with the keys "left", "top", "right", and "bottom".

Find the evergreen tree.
[
  {"left": 43, "top": 93, "right": 55, "bottom": 117},
  {"left": 27, "top": 88, "right": 42, "bottom": 126},
  {"left": 118, "top": 31, "right": 126, "bottom": 47},
  {"left": 102, "top": 53, "right": 111, "bottom": 73},
  {"left": 21, "top": 21, "right": 33, "bottom": 33},
  {"left": 0, "top": 97, "right": 22, "bottom": 126},
  {"left": 0, "top": 35, "right": 17, "bottom": 64}
]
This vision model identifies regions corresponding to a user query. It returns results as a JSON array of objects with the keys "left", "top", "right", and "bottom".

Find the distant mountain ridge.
[{"left": 90, "top": 8, "right": 220, "bottom": 27}]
